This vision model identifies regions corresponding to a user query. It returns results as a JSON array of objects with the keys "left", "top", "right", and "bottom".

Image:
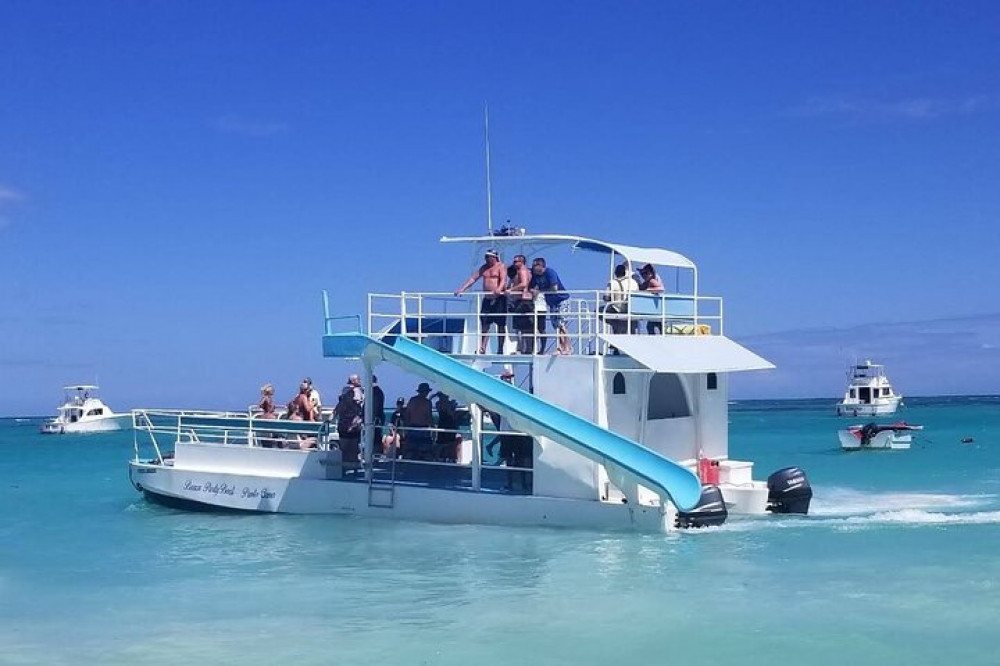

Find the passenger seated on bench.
[
  {"left": 637, "top": 264, "right": 665, "bottom": 335},
  {"left": 382, "top": 398, "right": 406, "bottom": 458},
  {"left": 603, "top": 263, "right": 638, "bottom": 337},
  {"left": 404, "top": 383, "right": 435, "bottom": 460}
]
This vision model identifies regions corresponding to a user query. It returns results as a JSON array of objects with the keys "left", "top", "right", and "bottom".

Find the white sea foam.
[
  {"left": 692, "top": 487, "right": 1000, "bottom": 534},
  {"left": 809, "top": 486, "right": 992, "bottom": 516},
  {"left": 837, "top": 508, "right": 1000, "bottom": 527}
]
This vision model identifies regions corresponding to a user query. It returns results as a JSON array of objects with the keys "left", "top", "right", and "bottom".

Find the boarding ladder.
[{"left": 367, "top": 425, "right": 396, "bottom": 509}]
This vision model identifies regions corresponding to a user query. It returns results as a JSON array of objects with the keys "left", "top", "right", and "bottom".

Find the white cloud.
[
  {"left": 791, "top": 93, "right": 1000, "bottom": 121},
  {"left": 213, "top": 114, "right": 290, "bottom": 137},
  {"left": 732, "top": 313, "right": 1000, "bottom": 398},
  {"left": 0, "top": 184, "right": 24, "bottom": 229}
]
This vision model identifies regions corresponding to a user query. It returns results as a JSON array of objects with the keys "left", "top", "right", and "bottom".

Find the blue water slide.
[{"left": 323, "top": 332, "right": 702, "bottom": 510}]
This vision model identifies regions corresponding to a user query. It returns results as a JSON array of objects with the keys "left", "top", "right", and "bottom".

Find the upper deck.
[
  {"left": 848, "top": 361, "right": 889, "bottom": 383},
  {"left": 325, "top": 232, "right": 729, "bottom": 360}
]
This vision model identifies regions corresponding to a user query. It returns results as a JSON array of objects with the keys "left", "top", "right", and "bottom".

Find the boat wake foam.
[
  {"left": 835, "top": 508, "right": 1000, "bottom": 527},
  {"left": 809, "top": 486, "right": 991, "bottom": 517},
  {"left": 697, "top": 487, "right": 999, "bottom": 533}
]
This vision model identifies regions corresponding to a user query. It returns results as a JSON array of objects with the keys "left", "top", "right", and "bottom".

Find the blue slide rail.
[{"left": 323, "top": 332, "right": 702, "bottom": 511}]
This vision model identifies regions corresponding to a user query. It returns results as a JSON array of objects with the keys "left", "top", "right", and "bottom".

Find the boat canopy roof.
[
  {"left": 63, "top": 385, "right": 99, "bottom": 391},
  {"left": 599, "top": 334, "right": 774, "bottom": 373},
  {"left": 441, "top": 234, "right": 696, "bottom": 270}
]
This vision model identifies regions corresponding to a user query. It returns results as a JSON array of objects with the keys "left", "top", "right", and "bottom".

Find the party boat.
[
  {"left": 40, "top": 385, "right": 129, "bottom": 434},
  {"left": 128, "top": 232, "right": 812, "bottom": 531}
]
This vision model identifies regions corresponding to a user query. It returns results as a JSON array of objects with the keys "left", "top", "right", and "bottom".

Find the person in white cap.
[
  {"left": 303, "top": 377, "right": 322, "bottom": 417},
  {"left": 454, "top": 248, "right": 508, "bottom": 354}
]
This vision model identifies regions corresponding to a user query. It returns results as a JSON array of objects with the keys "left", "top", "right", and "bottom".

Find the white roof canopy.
[
  {"left": 441, "top": 234, "right": 696, "bottom": 270},
  {"left": 63, "top": 385, "right": 99, "bottom": 391},
  {"left": 599, "top": 335, "right": 774, "bottom": 373}
]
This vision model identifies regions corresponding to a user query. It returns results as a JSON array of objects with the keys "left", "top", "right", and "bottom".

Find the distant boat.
[
  {"left": 836, "top": 360, "right": 902, "bottom": 416},
  {"left": 839, "top": 422, "right": 923, "bottom": 450},
  {"left": 39, "top": 385, "right": 128, "bottom": 434}
]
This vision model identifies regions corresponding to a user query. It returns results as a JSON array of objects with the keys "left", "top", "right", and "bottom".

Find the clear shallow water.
[{"left": 1, "top": 397, "right": 998, "bottom": 665}]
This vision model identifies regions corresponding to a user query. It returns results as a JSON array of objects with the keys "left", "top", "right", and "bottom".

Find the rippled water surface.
[{"left": 2, "top": 397, "right": 998, "bottom": 664}]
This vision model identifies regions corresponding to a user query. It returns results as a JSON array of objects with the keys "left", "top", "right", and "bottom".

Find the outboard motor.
[
  {"left": 675, "top": 485, "right": 728, "bottom": 529},
  {"left": 766, "top": 466, "right": 812, "bottom": 515}
]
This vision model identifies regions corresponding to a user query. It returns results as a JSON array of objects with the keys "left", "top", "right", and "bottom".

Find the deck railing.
[
  {"left": 354, "top": 289, "right": 722, "bottom": 356},
  {"left": 131, "top": 408, "right": 534, "bottom": 495}
]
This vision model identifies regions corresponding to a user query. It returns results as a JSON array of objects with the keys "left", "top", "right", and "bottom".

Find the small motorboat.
[
  {"left": 839, "top": 421, "right": 924, "bottom": 451},
  {"left": 39, "top": 385, "right": 128, "bottom": 434}
]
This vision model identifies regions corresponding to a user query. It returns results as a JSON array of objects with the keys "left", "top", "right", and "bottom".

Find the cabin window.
[
  {"left": 86, "top": 408, "right": 104, "bottom": 416},
  {"left": 647, "top": 373, "right": 691, "bottom": 420},
  {"left": 707, "top": 373, "right": 718, "bottom": 390},
  {"left": 612, "top": 373, "right": 626, "bottom": 395},
  {"left": 849, "top": 389, "right": 856, "bottom": 399},
  {"left": 883, "top": 388, "right": 890, "bottom": 397}
]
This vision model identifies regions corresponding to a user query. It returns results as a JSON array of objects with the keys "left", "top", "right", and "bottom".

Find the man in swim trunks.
[
  {"left": 454, "top": 249, "right": 508, "bottom": 354},
  {"left": 529, "top": 257, "right": 572, "bottom": 355}
]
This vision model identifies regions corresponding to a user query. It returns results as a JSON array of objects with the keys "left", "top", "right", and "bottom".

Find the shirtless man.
[
  {"left": 454, "top": 249, "right": 508, "bottom": 354},
  {"left": 507, "top": 254, "right": 534, "bottom": 354}
]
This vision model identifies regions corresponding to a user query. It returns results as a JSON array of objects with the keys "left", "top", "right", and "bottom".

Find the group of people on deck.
[
  {"left": 382, "top": 382, "right": 465, "bottom": 463},
  {"left": 454, "top": 250, "right": 670, "bottom": 355},
  {"left": 455, "top": 251, "right": 573, "bottom": 356},
  {"left": 603, "top": 261, "right": 666, "bottom": 335},
  {"left": 256, "top": 378, "right": 322, "bottom": 421},
  {"left": 251, "top": 372, "right": 532, "bottom": 491}
]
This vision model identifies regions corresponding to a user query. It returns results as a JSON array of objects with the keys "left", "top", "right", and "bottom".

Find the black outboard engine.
[
  {"left": 675, "top": 484, "right": 728, "bottom": 529},
  {"left": 766, "top": 466, "right": 812, "bottom": 515},
  {"left": 859, "top": 422, "right": 879, "bottom": 447}
]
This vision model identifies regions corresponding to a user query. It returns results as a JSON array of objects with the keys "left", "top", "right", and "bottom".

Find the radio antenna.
[{"left": 484, "top": 102, "right": 494, "bottom": 234}]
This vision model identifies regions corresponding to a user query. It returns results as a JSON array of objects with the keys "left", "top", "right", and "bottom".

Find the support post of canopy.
[
  {"left": 469, "top": 403, "right": 483, "bottom": 491},
  {"left": 362, "top": 360, "right": 375, "bottom": 481}
]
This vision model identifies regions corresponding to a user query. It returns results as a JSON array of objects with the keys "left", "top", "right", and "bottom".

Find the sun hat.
[{"left": 416, "top": 382, "right": 432, "bottom": 393}]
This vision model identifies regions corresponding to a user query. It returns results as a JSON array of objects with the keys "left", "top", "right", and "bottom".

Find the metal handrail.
[{"left": 351, "top": 289, "right": 724, "bottom": 356}]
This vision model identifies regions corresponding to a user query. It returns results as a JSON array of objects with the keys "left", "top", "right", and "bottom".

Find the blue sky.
[{"left": 2, "top": 1, "right": 999, "bottom": 415}]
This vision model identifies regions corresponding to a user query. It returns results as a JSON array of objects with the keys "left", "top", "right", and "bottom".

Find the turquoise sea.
[{"left": 2, "top": 397, "right": 998, "bottom": 665}]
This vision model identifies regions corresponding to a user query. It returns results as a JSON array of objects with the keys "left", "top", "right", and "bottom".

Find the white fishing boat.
[
  {"left": 128, "top": 231, "right": 812, "bottom": 531},
  {"left": 40, "top": 385, "right": 128, "bottom": 434},
  {"left": 838, "top": 422, "right": 924, "bottom": 450},
  {"left": 836, "top": 360, "right": 902, "bottom": 416}
]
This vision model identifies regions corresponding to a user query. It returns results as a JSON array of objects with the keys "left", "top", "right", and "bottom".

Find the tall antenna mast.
[{"left": 484, "top": 102, "right": 494, "bottom": 234}]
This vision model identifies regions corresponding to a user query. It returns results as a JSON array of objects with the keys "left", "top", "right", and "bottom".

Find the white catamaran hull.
[{"left": 128, "top": 443, "right": 676, "bottom": 532}]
